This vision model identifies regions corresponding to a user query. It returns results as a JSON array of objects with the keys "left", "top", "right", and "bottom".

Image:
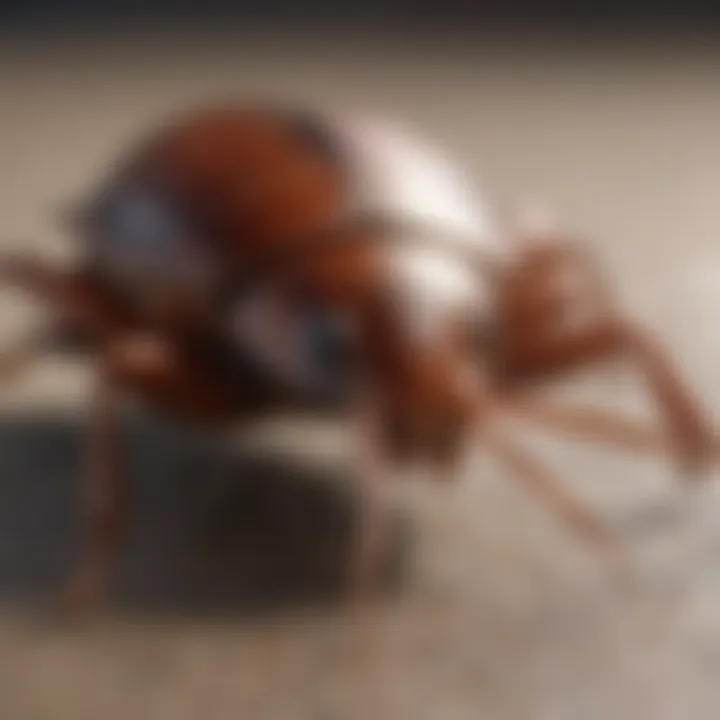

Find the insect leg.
[
  {"left": 500, "top": 393, "right": 718, "bottom": 459},
  {"left": 503, "top": 319, "right": 715, "bottom": 476},
  {"left": 482, "top": 419, "right": 627, "bottom": 577},
  {"left": 57, "top": 367, "right": 128, "bottom": 615}
]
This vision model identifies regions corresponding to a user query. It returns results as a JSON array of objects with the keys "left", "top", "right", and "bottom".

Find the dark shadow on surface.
[{"left": 0, "top": 410, "right": 413, "bottom": 618}]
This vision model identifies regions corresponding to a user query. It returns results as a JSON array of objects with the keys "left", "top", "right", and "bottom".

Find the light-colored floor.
[{"left": 2, "top": 30, "right": 720, "bottom": 720}]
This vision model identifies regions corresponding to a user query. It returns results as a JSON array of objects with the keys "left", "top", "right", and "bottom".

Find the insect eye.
[
  {"left": 92, "top": 187, "right": 186, "bottom": 261},
  {"left": 117, "top": 193, "right": 175, "bottom": 243}
]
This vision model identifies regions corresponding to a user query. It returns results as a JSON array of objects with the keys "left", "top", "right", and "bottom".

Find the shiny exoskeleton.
[{"left": 1, "top": 102, "right": 716, "bottom": 612}]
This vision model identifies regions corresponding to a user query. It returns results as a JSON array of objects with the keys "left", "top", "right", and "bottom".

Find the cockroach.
[{"left": 1, "top": 102, "right": 715, "bottom": 612}]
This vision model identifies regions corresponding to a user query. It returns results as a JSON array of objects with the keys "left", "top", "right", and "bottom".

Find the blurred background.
[{"left": 2, "top": 3, "right": 720, "bottom": 719}]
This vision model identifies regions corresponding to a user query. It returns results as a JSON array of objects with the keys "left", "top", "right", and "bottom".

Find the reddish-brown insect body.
[{"left": 1, "top": 101, "right": 716, "bottom": 612}]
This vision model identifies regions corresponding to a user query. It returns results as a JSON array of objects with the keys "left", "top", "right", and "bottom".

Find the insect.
[{"left": 1, "top": 102, "right": 715, "bottom": 613}]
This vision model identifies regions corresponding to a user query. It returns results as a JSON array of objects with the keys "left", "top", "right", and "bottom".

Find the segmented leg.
[
  {"left": 0, "top": 253, "right": 130, "bottom": 342},
  {"left": 347, "top": 401, "right": 391, "bottom": 603},
  {"left": 57, "top": 368, "right": 127, "bottom": 614},
  {"left": 498, "top": 242, "right": 715, "bottom": 474},
  {"left": 483, "top": 421, "right": 626, "bottom": 576},
  {"left": 0, "top": 328, "right": 52, "bottom": 383},
  {"left": 504, "top": 319, "right": 714, "bottom": 474},
  {"left": 503, "top": 393, "right": 720, "bottom": 461}
]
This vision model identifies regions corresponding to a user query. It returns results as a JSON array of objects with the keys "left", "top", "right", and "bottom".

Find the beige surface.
[{"left": 2, "top": 31, "right": 720, "bottom": 720}]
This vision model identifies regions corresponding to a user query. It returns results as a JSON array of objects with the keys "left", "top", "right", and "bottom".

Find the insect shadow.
[{"left": 0, "top": 410, "right": 413, "bottom": 620}]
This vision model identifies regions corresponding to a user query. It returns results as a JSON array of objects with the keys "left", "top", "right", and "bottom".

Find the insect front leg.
[
  {"left": 0, "top": 255, "right": 66, "bottom": 382},
  {"left": 346, "top": 398, "right": 394, "bottom": 604},
  {"left": 0, "top": 327, "right": 53, "bottom": 384},
  {"left": 0, "top": 256, "right": 139, "bottom": 403},
  {"left": 57, "top": 366, "right": 128, "bottom": 615},
  {"left": 0, "top": 252, "right": 129, "bottom": 344}
]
